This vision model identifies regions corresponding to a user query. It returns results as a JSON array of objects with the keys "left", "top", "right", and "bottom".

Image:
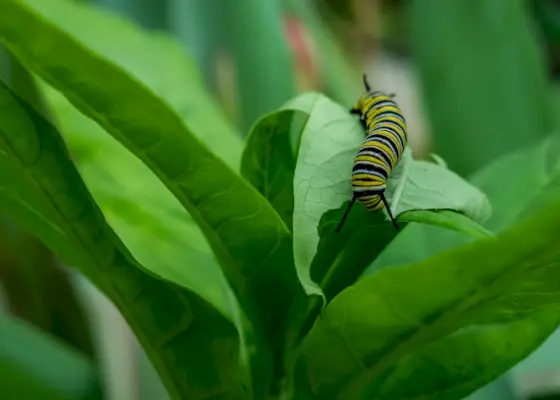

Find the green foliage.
[
  {"left": 296, "top": 204, "right": 560, "bottom": 398},
  {"left": 410, "top": 0, "right": 552, "bottom": 176},
  {"left": 0, "top": 0, "right": 298, "bottom": 374},
  {"left": 224, "top": 0, "right": 296, "bottom": 132},
  {"left": 241, "top": 109, "right": 309, "bottom": 231},
  {"left": 1, "top": 0, "right": 560, "bottom": 399},
  {"left": 0, "top": 79, "right": 242, "bottom": 399},
  {"left": 0, "top": 314, "right": 102, "bottom": 400}
]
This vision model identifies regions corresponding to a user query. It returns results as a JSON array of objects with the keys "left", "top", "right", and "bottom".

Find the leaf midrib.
[{"left": 336, "top": 244, "right": 547, "bottom": 399}]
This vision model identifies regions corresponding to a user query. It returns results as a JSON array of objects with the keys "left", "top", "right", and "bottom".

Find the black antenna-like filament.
[
  {"left": 362, "top": 73, "right": 371, "bottom": 92},
  {"left": 336, "top": 196, "right": 356, "bottom": 233},
  {"left": 379, "top": 192, "right": 399, "bottom": 231}
]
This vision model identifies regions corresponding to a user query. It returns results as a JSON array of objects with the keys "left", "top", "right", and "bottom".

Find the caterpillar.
[{"left": 335, "top": 74, "right": 408, "bottom": 233}]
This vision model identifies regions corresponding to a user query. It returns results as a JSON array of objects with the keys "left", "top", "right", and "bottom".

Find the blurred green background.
[{"left": 2, "top": 0, "right": 560, "bottom": 399}]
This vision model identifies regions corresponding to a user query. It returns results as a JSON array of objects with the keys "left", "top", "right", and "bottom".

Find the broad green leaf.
[
  {"left": 288, "top": 92, "right": 490, "bottom": 298},
  {"left": 24, "top": 0, "right": 243, "bottom": 170},
  {"left": 241, "top": 109, "right": 309, "bottom": 230},
  {"left": 365, "top": 310, "right": 560, "bottom": 400},
  {"left": 0, "top": 0, "right": 299, "bottom": 356},
  {"left": 410, "top": 0, "right": 551, "bottom": 176},
  {"left": 0, "top": 314, "right": 102, "bottom": 400},
  {"left": 0, "top": 81, "right": 243, "bottom": 400},
  {"left": 297, "top": 202, "right": 560, "bottom": 398},
  {"left": 42, "top": 87, "right": 241, "bottom": 328}
]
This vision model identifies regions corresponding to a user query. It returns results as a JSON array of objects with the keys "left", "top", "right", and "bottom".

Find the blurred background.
[{"left": 1, "top": 0, "right": 560, "bottom": 399}]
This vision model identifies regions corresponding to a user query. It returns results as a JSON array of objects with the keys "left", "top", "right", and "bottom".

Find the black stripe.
[
  {"left": 357, "top": 145, "right": 393, "bottom": 168},
  {"left": 372, "top": 111, "right": 407, "bottom": 128},
  {"left": 355, "top": 189, "right": 383, "bottom": 198},
  {"left": 364, "top": 94, "right": 392, "bottom": 116},
  {"left": 370, "top": 125, "right": 406, "bottom": 149},
  {"left": 352, "top": 161, "right": 389, "bottom": 181},
  {"left": 367, "top": 131, "right": 403, "bottom": 160},
  {"left": 362, "top": 137, "right": 400, "bottom": 167}
]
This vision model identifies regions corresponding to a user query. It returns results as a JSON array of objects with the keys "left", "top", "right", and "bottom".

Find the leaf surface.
[
  {"left": 297, "top": 202, "right": 560, "bottom": 399},
  {"left": 241, "top": 109, "right": 309, "bottom": 230},
  {"left": 0, "top": 80, "right": 243, "bottom": 400},
  {"left": 0, "top": 0, "right": 299, "bottom": 357},
  {"left": 42, "top": 86, "right": 241, "bottom": 327},
  {"left": 23, "top": 0, "right": 242, "bottom": 168}
]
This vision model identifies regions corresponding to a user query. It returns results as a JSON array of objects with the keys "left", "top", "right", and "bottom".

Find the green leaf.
[
  {"left": 365, "top": 310, "right": 560, "bottom": 400},
  {"left": 241, "top": 109, "right": 309, "bottom": 230},
  {"left": 0, "top": 0, "right": 299, "bottom": 356},
  {"left": 0, "top": 80, "right": 243, "bottom": 399},
  {"left": 0, "top": 314, "right": 102, "bottom": 400},
  {"left": 288, "top": 92, "right": 490, "bottom": 298},
  {"left": 42, "top": 86, "right": 241, "bottom": 330},
  {"left": 15, "top": 0, "right": 243, "bottom": 170},
  {"left": 398, "top": 210, "right": 493, "bottom": 240},
  {"left": 297, "top": 202, "right": 560, "bottom": 399},
  {"left": 410, "top": 0, "right": 552, "bottom": 176}
]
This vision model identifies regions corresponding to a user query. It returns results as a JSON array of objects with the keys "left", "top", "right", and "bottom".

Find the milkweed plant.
[{"left": 1, "top": 1, "right": 560, "bottom": 400}]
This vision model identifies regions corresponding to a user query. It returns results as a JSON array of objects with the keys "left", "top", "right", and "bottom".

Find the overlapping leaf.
[
  {"left": 0, "top": 81, "right": 243, "bottom": 400},
  {"left": 241, "top": 109, "right": 309, "bottom": 230},
  {"left": 0, "top": 0, "right": 299, "bottom": 360},
  {"left": 23, "top": 0, "right": 243, "bottom": 169},
  {"left": 296, "top": 202, "right": 560, "bottom": 398},
  {"left": 42, "top": 86, "right": 241, "bottom": 327}
]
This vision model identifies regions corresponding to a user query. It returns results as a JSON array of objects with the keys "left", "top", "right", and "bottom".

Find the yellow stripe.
[
  {"left": 352, "top": 182, "right": 384, "bottom": 189},
  {"left": 373, "top": 131, "right": 404, "bottom": 155},
  {"left": 373, "top": 122, "right": 407, "bottom": 143},
  {"left": 355, "top": 148, "right": 391, "bottom": 170},
  {"left": 359, "top": 142, "right": 397, "bottom": 166},
  {"left": 352, "top": 173, "right": 384, "bottom": 181},
  {"left": 366, "top": 105, "right": 401, "bottom": 123},
  {"left": 371, "top": 115, "right": 406, "bottom": 130}
]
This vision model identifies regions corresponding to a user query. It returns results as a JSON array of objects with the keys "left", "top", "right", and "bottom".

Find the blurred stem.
[
  {"left": 0, "top": 218, "right": 96, "bottom": 358},
  {"left": 167, "top": 0, "right": 220, "bottom": 91},
  {"left": 285, "top": 0, "right": 361, "bottom": 107},
  {"left": 93, "top": 0, "right": 168, "bottom": 30},
  {"left": 224, "top": 0, "right": 296, "bottom": 134}
]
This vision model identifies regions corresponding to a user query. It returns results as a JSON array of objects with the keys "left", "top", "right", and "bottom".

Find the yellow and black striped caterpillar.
[{"left": 336, "top": 74, "right": 408, "bottom": 233}]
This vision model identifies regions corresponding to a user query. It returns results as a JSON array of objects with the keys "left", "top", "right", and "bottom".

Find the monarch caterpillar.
[{"left": 335, "top": 74, "right": 408, "bottom": 233}]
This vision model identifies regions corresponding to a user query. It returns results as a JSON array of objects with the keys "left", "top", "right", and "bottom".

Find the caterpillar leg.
[
  {"left": 336, "top": 196, "right": 356, "bottom": 233},
  {"left": 379, "top": 192, "right": 399, "bottom": 231}
]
